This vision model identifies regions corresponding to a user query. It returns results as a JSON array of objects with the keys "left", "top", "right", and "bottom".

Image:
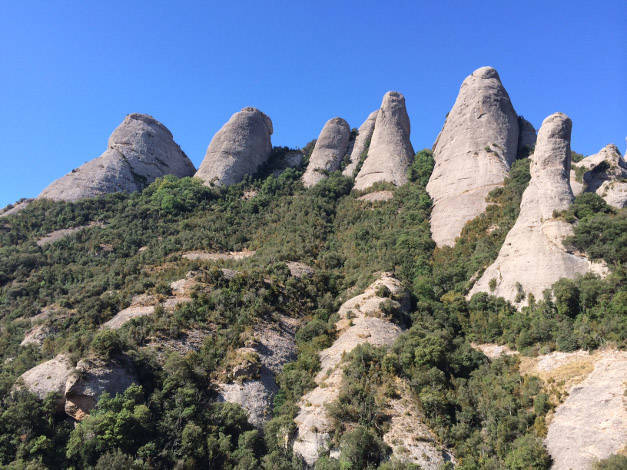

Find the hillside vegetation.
[{"left": 0, "top": 149, "right": 624, "bottom": 469}]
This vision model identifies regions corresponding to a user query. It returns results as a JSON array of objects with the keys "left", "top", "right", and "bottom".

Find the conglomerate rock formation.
[
  {"left": 39, "top": 114, "right": 195, "bottom": 201},
  {"left": 468, "top": 113, "right": 606, "bottom": 305},
  {"left": 342, "top": 110, "right": 378, "bottom": 177},
  {"left": 570, "top": 144, "right": 626, "bottom": 208},
  {"left": 195, "top": 107, "right": 273, "bottom": 186},
  {"left": 302, "top": 117, "right": 351, "bottom": 187},
  {"left": 354, "top": 92, "right": 414, "bottom": 190},
  {"left": 426, "top": 66, "right": 520, "bottom": 247}
]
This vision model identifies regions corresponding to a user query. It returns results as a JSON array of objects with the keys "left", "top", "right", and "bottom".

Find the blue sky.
[{"left": 0, "top": 0, "right": 625, "bottom": 207}]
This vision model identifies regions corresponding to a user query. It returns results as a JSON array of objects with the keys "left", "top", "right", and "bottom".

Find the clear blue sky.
[{"left": 1, "top": 0, "right": 625, "bottom": 207}]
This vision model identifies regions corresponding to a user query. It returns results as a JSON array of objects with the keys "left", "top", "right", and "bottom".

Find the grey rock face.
[
  {"left": 517, "top": 116, "right": 537, "bottom": 156},
  {"left": 39, "top": 114, "right": 195, "bottom": 201},
  {"left": 342, "top": 110, "right": 378, "bottom": 177},
  {"left": 544, "top": 351, "right": 627, "bottom": 470},
  {"left": 468, "top": 113, "right": 606, "bottom": 306},
  {"left": 302, "top": 117, "right": 351, "bottom": 187},
  {"left": 195, "top": 107, "right": 273, "bottom": 186},
  {"left": 64, "top": 357, "right": 138, "bottom": 420},
  {"left": 354, "top": 92, "right": 414, "bottom": 190},
  {"left": 571, "top": 144, "right": 626, "bottom": 208},
  {"left": 427, "top": 66, "right": 520, "bottom": 247},
  {"left": 17, "top": 354, "right": 74, "bottom": 409}
]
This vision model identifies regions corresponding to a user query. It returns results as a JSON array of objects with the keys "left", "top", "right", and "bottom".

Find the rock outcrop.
[
  {"left": 17, "top": 354, "right": 74, "bottom": 407},
  {"left": 302, "top": 118, "right": 351, "bottom": 187},
  {"left": 570, "top": 144, "right": 626, "bottom": 208},
  {"left": 468, "top": 113, "right": 606, "bottom": 306},
  {"left": 39, "top": 114, "right": 195, "bottom": 201},
  {"left": 217, "top": 316, "right": 299, "bottom": 427},
  {"left": 195, "top": 107, "right": 273, "bottom": 186},
  {"left": 292, "top": 274, "right": 410, "bottom": 465},
  {"left": 354, "top": 92, "right": 414, "bottom": 190},
  {"left": 427, "top": 66, "right": 520, "bottom": 247},
  {"left": 342, "top": 110, "right": 378, "bottom": 177},
  {"left": 64, "top": 357, "right": 139, "bottom": 420}
]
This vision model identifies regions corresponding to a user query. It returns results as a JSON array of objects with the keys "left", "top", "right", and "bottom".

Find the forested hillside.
[{"left": 0, "top": 146, "right": 624, "bottom": 469}]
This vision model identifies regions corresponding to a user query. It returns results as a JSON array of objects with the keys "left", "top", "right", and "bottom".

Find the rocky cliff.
[
  {"left": 39, "top": 114, "right": 195, "bottom": 201},
  {"left": 468, "top": 113, "right": 606, "bottom": 305},
  {"left": 426, "top": 67, "right": 520, "bottom": 247},
  {"left": 195, "top": 107, "right": 273, "bottom": 186},
  {"left": 302, "top": 117, "right": 351, "bottom": 187},
  {"left": 354, "top": 92, "right": 414, "bottom": 190}
]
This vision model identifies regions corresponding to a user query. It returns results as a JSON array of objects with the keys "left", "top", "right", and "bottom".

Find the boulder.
[
  {"left": 342, "top": 110, "right": 378, "bottom": 177},
  {"left": 468, "top": 113, "right": 606, "bottom": 306},
  {"left": 571, "top": 144, "right": 626, "bottom": 208},
  {"left": 64, "top": 357, "right": 139, "bottom": 420},
  {"left": 302, "top": 117, "right": 351, "bottom": 187},
  {"left": 17, "top": 354, "right": 74, "bottom": 408},
  {"left": 427, "top": 66, "right": 520, "bottom": 247},
  {"left": 195, "top": 107, "right": 273, "bottom": 186},
  {"left": 354, "top": 92, "right": 414, "bottom": 190},
  {"left": 39, "top": 114, "right": 195, "bottom": 201}
]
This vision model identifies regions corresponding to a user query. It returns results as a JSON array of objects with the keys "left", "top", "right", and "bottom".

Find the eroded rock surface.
[
  {"left": 292, "top": 273, "right": 409, "bottom": 465},
  {"left": 342, "top": 110, "right": 378, "bottom": 177},
  {"left": 544, "top": 351, "right": 626, "bottom": 470},
  {"left": 570, "top": 144, "right": 626, "bottom": 208},
  {"left": 468, "top": 113, "right": 606, "bottom": 306},
  {"left": 64, "top": 357, "right": 139, "bottom": 420},
  {"left": 302, "top": 118, "right": 351, "bottom": 187},
  {"left": 195, "top": 107, "right": 273, "bottom": 186},
  {"left": 427, "top": 66, "right": 520, "bottom": 247},
  {"left": 182, "top": 249, "right": 255, "bottom": 261},
  {"left": 357, "top": 190, "right": 394, "bottom": 202},
  {"left": 217, "top": 316, "right": 300, "bottom": 427},
  {"left": 39, "top": 114, "right": 195, "bottom": 201},
  {"left": 354, "top": 92, "right": 414, "bottom": 190}
]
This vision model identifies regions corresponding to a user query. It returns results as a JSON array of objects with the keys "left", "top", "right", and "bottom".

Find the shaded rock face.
[
  {"left": 302, "top": 117, "right": 351, "bottom": 187},
  {"left": 354, "top": 92, "right": 414, "bottom": 190},
  {"left": 427, "top": 66, "right": 520, "bottom": 247},
  {"left": 570, "top": 144, "right": 626, "bottom": 208},
  {"left": 468, "top": 113, "right": 606, "bottom": 306},
  {"left": 517, "top": 116, "right": 537, "bottom": 156},
  {"left": 195, "top": 107, "right": 273, "bottom": 186},
  {"left": 217, "top": 316, "right": 299, "bottom": 427},
  {"left": 39, "top": 114, "right": 195, "bottom": 201},
  {"left": 292, "top": 274, "right": 410, "bottom": 465},
  {"left": 545, "top": 351, "right": 626, "bottom": 470},
  {"left": 342, "top": 110, "right": 378, "bottom": 177},
  {"left": 64, "top": 357, "right": 139, "bottom": 420}
]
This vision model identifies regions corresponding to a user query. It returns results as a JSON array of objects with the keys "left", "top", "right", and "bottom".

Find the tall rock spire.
[
  {"left": 468, "top": 113, "right": 606, "bottom": 306},
  {"left": 195, "top": 107, "right": 273, "bottom": 186},
  {"left": 342, "top": 110, "right": 378, "bottom": 177},
  {"left": 354, "top": 91, "right": 414, "bottom": 190},
  {"left": 426, "top": 66, "right": 520, "bottom": 247},
  {"left": 302, "top": 117, "right": 351, "bottom": 188},
  {"left": 39, "top": 114, "right": 196, "bottom": 201}
]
